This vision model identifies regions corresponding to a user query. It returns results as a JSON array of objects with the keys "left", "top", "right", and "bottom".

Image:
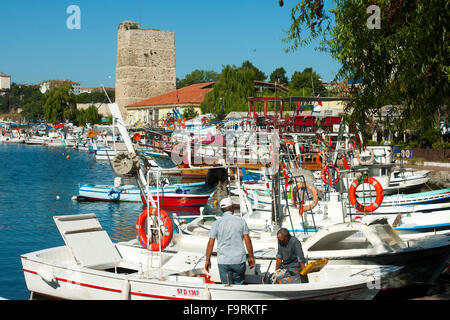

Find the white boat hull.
[{"left": 21, "top": 244, "right": 380, "bottom": 300}]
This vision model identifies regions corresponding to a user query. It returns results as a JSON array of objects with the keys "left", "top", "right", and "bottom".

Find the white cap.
[{"left": 219, "top": 197, "right": 233, "bottom": 209}]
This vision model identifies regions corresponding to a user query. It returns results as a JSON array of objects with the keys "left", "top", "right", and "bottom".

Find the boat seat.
[{"left": 53, "top": 214, "right": 122, "bottom": 269}]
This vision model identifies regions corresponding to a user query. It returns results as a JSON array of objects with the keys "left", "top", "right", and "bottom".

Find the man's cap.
[{"left": 219, "top": 197, "right": 233, "bottom": 208}]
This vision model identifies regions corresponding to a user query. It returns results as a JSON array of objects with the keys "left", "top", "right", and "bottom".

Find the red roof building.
[{"left": 125, "top": 82, "right": 214, "bottom": 125}]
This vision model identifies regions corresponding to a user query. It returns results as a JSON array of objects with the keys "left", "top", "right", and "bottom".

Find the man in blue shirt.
[{"left": 204, "top": 197, "right": 255, "bottom": 285}]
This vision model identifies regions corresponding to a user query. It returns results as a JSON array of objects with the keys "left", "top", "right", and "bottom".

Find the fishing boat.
[
  {"left": 95, "top": 146, "right": 127, "bottom": 161},
  {"left": 175, "top": 207, "right": 450, "bottom": 297},
  {"left": 76, "top": 180, "right": 215, "bottom": 206},
  {"left": 24, "top": 137, "right": 47, "bottom": 145},
  {"left": 300, "top": 220, "right": 450, "bottom": 297},
  {"left": 20, "top": 213, "right": 388, "bottom": 300},
  {"left": 1, "top": 136, "right": 24, "bottom": 144}
]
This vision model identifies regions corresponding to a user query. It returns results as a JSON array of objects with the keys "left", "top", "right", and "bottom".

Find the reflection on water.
[
  {"left": 0, "top": 145, "right": 142, "bottom": 299},
  {"left": 0, "top": 144, "right": 210, "bottom": 299}
]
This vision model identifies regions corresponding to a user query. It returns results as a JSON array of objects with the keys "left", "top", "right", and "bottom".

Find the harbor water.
[
  {"left": 1, "top": 144, "right": 448, "bottom": 300},
  {"left": 0, "top": 144, "right": 144, "bottom": 300}
]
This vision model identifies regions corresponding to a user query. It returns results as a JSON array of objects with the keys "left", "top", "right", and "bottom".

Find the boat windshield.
[
  {"left": 150, "top": 153, "right": 177, "bottom": 169},
  {"left": 308, "top": 230, "right": 374, "bottom": 251},
  {"left": 371, "top": 224, "right": 407, "bottom": 250}
]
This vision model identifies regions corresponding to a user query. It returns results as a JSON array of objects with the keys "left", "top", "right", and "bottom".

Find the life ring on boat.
[
  {"left": 107, "top": 188, "right": 121, "bottom": 200},
  {"left": 291, "top": 183, "right": 318, "bottom": 211},
  {"left": 321, "top": 164, "right": 340, "bottom": 186},
  {"left": 136, "top": 207, "right": 174, "bottom": 251},
  {"left": 356, "top": 148, "right": 375, "bottom": 165},
  {"left": 348, "top": 176, "right": 384, "bottom": 213},
  {"left": 177, "top": 117, "right": 186, "bottom": 125},
  {"left": 167, "top": 122, "right": 175, "bottom": 131},
  {"left": 201, "top": 116, "right": 210, "bottom": 126}
]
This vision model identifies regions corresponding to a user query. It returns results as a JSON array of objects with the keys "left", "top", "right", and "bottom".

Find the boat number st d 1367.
[{"left": 177, "top": 288, "right": 200, "bottom": 297}]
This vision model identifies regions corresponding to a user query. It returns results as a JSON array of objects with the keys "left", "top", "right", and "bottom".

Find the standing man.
[
  {"left": 275, "top": 228, "right": 307, "bottom": 277},
  {"left": 204, "top": 197, "right": 255, "bottom": 285}
]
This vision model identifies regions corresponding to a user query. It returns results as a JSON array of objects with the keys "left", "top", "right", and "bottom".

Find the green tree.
[
  {"left": 43, "top": 81, "right": 77, "bottom": 123},
  {"left": 0, "top": 94, "right": 9, "bottom": 114},
  {"left": 21, "top": 88, "right": 46, "bottom": 122},
  {"left": 85, "top": 105, "right": 102, "bottom": 124},
  {"left": 177, "top": 69, "right": 219, "bottom": 88},
  {"left": 201, "top": 64, "right": 257, "bottom": 116},
  {"left": 289, "top": 67, "right": 326, "bottom": 96},
  {"left": 0, "top": 83, "right": 45, "bottom": 117},
  {"left": 77, "top": 90, "right": 115, "bottom": 103},
  {"left": 182, "top": 106, "right": 199, "bottom": 120},
  {"left": 269, "top": 67, "right": 289, "bottom": 85},
  {"left": 239, "top": 60, "right": 267, "bottom": 81},
  {"left": 282, "top": 0, "right": 450, "bottom": 146}
]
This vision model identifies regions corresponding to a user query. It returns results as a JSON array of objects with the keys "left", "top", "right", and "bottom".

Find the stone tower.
[{"left": 115, "top": 21, "right": 176, "bottom": 120}]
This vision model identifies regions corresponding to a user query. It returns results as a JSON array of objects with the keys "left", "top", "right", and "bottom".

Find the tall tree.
[
  {"left": 289, "top": 67, "right": 326, "bottom": 96},
  {"left": 201, "top": 64, "right": 257, "bottom": 116},
  {"left": 281, "top": 0, "right": 450, "bottom": 145},
  {"left": 239, "top": 60, "right": 267, "bottom": 81},
  {"left": 43, "top": 81, "right": 77, "bottom": 123},
  {"left": 21, "top": 88, "right": 46, "bottom": 122},
  {"left": 177, "top": 69, "right": 219, "bottom": 88},
  {"left": 269, "top": 67, "right": 289, "bottom": 85}
]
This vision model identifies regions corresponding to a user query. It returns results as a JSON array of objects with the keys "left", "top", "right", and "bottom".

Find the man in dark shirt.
[{"left": 275, "top": 228, "right": 306, "bottom": 273}]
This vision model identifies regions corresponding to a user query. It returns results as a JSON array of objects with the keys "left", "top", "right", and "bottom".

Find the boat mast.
[{"left": 103, "top": 86, "right": 157, "bottom": 208}]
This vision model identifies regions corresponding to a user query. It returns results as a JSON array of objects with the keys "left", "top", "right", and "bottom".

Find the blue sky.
[{"left": 0, "top": 0, "right": 340, "bottom": 88}]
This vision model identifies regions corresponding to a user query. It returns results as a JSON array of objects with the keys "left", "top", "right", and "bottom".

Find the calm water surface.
[{"left": 0, "top": 144, "right": 144, "bottom": 299}]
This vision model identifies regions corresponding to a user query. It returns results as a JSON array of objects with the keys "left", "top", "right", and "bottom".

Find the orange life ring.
[
  {"left": 133, "top": 132, "right": 141, "bottom": 141},
  {"left": 348, "top": 176, "right": 384, "bottom": 213},
  {"left": 167, "top": 122, "right": 175, "bottom": 131},
  {"left": 136, "top": 207, "right": 174, "bottom": 251},
  {"left": 321, "top": 164, "right": 340, "bottom": 185},
  {"left": 177, "top": 117, "right": 186, "bottom": 125},
  {"left": 291, "top": 183, "right": 318, "bottom": 211},
  {"left": 356, "top": 148, "right": 375, "bottom": 165},
  {"left": 201, "top": 116, "right": 210, "bottom": 126}
]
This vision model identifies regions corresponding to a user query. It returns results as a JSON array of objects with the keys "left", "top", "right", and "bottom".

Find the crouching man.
[{"left": 272, "top": 228, "right": 308, "bottom": 284}]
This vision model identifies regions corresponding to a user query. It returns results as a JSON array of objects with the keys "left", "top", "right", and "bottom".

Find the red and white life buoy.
[
  {"left": 201, "top": 116, "right": 210, "bottom": 126},
  {"left": 356, "top": 148, "right": 375, "bottom": 165},
  {"left": 167, "top": 122, "right": 175, "bottom": 131},
  {"left": 177, "top": 117, "right": 186, "bottom": 126},
  {"left": 348, "top": 176, "right": 384, "bottom": 213},
  {"left": 291, "top": 182, "right": 319, "bottom": 211},
  {"left": 321, "top": 164, "right": 340, "bottom": 186},
  {"left": 136, "top": 207, "right": 174, "bottom": 251},
  {"left": 133, "top": 132, "right": 141, "bottom": 141}
]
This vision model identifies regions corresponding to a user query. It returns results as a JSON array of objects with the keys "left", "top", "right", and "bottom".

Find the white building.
[
  {"left": 79, "top": 87, "right": 114, "bottom": 94},
  {"left": 40, "top": 80, "right": 81, "bottom": 95},
  {"left": 0, "top": 73, "right": 11, "bottom": 91}
]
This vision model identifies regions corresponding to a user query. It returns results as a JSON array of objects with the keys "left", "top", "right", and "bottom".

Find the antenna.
[{"left": 101, "top": 84, "right": 113, "bottom": 103}]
